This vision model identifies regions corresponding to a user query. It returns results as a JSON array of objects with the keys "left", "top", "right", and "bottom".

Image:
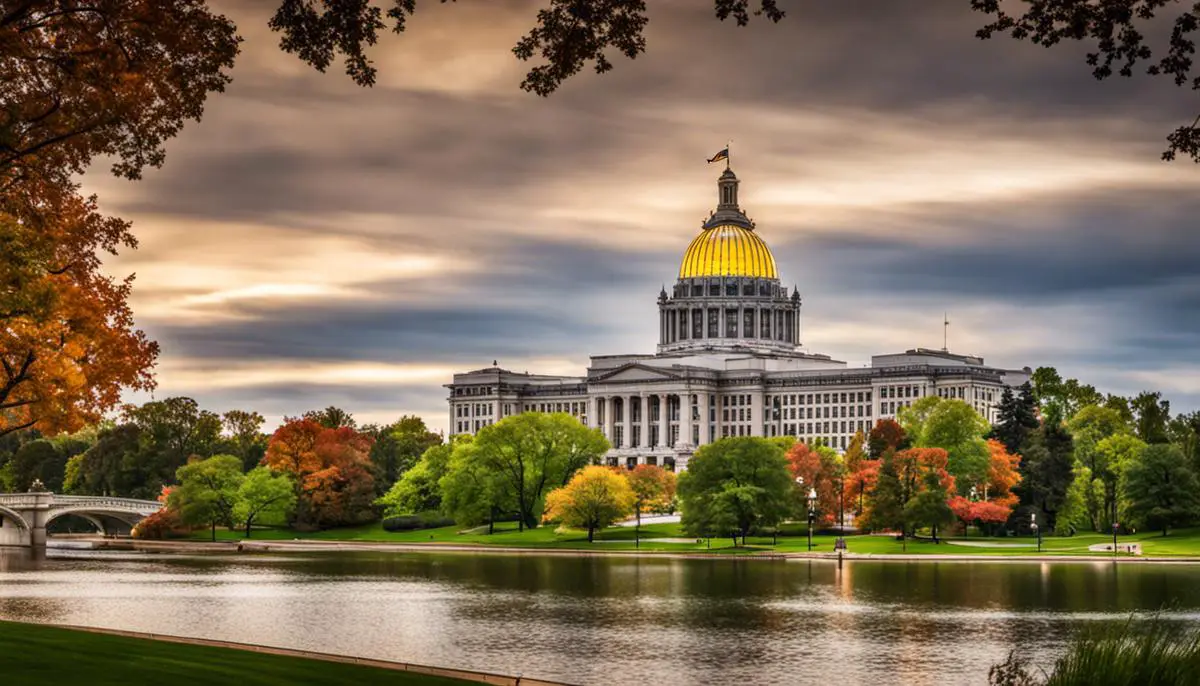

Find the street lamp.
[
  {"left": 807, "top": 486, "right": 818, "bottom": 552},
  {"left": 1112, "top": 521, "right": 1120, "bottom": 556},
  {"left": 1031, "top": 512, "right": 1041, "bottom": 553}
]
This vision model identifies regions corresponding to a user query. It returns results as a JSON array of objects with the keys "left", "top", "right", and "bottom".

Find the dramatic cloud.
[{"left": 91, "top": 0, "right": 1200, "bottom": 431}]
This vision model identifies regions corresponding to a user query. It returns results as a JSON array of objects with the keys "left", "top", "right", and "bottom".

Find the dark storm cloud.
[
  {"left": 147, "top": 238, "right": 669, "bottom": 363},
  {"left": 775, "top": 191, "right": 1200, "bottom": 299}
]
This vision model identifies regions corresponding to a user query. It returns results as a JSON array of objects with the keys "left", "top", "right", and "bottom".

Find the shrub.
[
  {"left": 382, "top": 511, "right": 454, "bottom": 532},
  {"left": 131, "top": 509, "right": 187, "bottom": 540}
]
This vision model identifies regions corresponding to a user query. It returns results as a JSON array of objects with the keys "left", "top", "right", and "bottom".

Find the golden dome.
[{"left": 679, "top": 224, "right": 778, "bottom": 279}]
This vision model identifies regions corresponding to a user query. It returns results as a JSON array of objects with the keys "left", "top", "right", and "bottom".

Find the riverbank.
[
  {"left": 65, "top": 534, "right": 1200, "bottom": 564},
  {"left": 0, "top": 620, "right": 567, "bottom": 686},
  {"left": 147, "top": 520, "right": 1200, "bottom": 560}
]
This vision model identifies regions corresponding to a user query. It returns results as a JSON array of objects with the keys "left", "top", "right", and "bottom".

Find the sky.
[{"left": 83, "top": 0, "right": 1200, "bottom": 434}]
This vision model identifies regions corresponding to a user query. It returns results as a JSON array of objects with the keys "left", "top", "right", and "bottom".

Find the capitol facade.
[{"left": 446, "top": 165, "right": 1031, "bottom": 471}]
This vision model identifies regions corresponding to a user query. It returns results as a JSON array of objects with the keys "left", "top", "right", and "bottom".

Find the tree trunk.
[
  {"left": 588, "top": 525, "right": 594, "bottom": 543},
  {"left": 211, "top": 520, "right": 216, "bottom": 542},
  {"left": 245, "top": 515, "right": 253, "bottom": 538}
]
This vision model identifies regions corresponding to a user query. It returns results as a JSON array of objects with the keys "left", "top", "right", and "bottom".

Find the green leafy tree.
[
  {"left": 678, "top": 437, "right": 793, "bottom": 545},
  {"left": 233, "top": 467, "right": 296, "bottom": 538},
  {"left": 470, "top": 413, "right": 609, "bottom": 530},
  {"left": 543, "top": 466, "right": 636, "bottom": 542},
  {"left": 899, "top": 397, "right": 989, "bottom": 494},
  {"left": 367, "top": 415, "right": 442, "bottom": 493},
  {"left": 220, "top": 410, "right": 267, "bottom": 472},
  {"left": 1131, "top": 391, "right": 1172, "bottom": 445},
  {"left": 66, "top": 423, "right": 148, "bottom": 497},
  {"left": 1068, "top": 405, "right": 1133, "bottom": 531},
  {"left": 121, "top": 397, "right": 223, "bottom": 494},
  {"left": 439, "top": 441, "right": 513, "bottom": 530},
  {"left": 1095, "top": 433, "right": 1148, "bottom": 527},
  {"left": 9, "top": 439, "right": 65, "bottom": 492},
  {"left": 1029, "top": 367, "right": 1103, "bottom": 420},
  {"left": 302, "top": 406, "right": 356, "bottom": 429},
  {"left": 1122, "top": 444, "right": 1200, "bottom": 536},
  {"left": 921, "top": 399, "right": 990, "bottom": 493},
  {"left": 1169, "top": 411, "right": 1200, "bottom": 474},
  {"left": 897, "top": 396, "right": 942, "bottom": 445},
  {"left": 169, "top": 455, "right": 244, "bottom": 541},
  {"left": 377, "top": 439, "right": 460, "bottom": 516},
  {"left": 905, "top": 471, "right": 955, "bottom": 544}
]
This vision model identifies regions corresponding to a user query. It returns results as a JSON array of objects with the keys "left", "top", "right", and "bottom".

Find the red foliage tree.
[
  {"left": 868, "top": 419, "right": 907, "bottom": 459},
  {"left": 985, "top": 439, "right": 1022, "bottom": 509},
  {"left": 264, "top": 418, "right": 375, "bottom": 528},
  {"left": 786, "top": 441, "right": 843, "bottom": 527}
]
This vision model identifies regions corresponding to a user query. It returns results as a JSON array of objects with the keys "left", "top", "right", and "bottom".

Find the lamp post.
[
  {"left": 1112, "top": 521, "right": 1119, "bottom": 556},
  {"left": 807, "top": 486, "right": 818, "bottom": 552},
  {"left": 1031, "top": 512, "right": 1041, "bottom": 554}
]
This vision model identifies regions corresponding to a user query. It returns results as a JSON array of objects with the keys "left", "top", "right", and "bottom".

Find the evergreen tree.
[
  {"left": 864, "top": 450, "right": 905, "bottom": 534},
  {"left": 990, "top": 383, "right": 1039, "bottom": 455},
  {"left": 1017, "top": 408, "right": 1075, "bottom": 532},
  {"left": 1122, "top": 444, "right": 1200, "bottom": 536}
]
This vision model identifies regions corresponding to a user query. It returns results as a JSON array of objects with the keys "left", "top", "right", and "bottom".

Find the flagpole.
[{"left": 726, "top": 139, "right": 732, "bottom": 170}]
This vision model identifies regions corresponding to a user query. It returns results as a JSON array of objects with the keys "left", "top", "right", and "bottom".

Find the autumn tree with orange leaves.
[
  {"left": 263, "top": 418, "right": 376, "bottom": 528},
  {"left": 949, "top": 439, "right": 1023, "bottom": 535},
  {"left": 786, "top": 440, "right": 844, "bottom": 527},
  {"left": 0, "top": 187, "right": 158, "bottom": 438},
  {"left": 1, "top": 1, "right": 237, "bottom": 438},
  {"left": 625, "top": 464, "right": 676, "bottom": 528}
]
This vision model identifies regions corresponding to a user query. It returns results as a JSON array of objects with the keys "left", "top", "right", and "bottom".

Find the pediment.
[{"left": 590, "top": 363, "right": 683, "bottom": 384}]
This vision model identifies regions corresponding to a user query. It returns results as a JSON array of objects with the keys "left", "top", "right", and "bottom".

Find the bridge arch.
[
  {"left": 45, "top": 507, "right": 146, "bottom": 536},
  {"left": 0, "top": 505, "right": 31, "bottom": 547},
  {"left": 0, "top": 505, "right": 29, "bottom": 531}
]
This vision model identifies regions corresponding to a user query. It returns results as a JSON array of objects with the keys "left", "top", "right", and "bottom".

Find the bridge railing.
[
  {"left": 0, "top": 494, "right": 40, "bottom": 508},
  {"left": 0, "top": 494, "right": 161, "bottom": 511},
  {"left": 50, "top": 495, "right": 162, "bottom": 511}
]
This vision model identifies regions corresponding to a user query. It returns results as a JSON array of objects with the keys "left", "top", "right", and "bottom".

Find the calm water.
[{"left": 2, "top": 549, "right": 1199, "bottom": 685}]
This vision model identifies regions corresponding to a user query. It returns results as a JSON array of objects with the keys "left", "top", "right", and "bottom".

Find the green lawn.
[
  {"left": 186, "top": 521, "right": 1200, "bottom": 557},
  {"left": 0, "top": 621, "right": 474, "bottom": 686}
]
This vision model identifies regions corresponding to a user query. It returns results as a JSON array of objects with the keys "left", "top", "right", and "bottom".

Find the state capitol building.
[{"left": 447, "top": 164, "right": 1031, "bottom": 471}]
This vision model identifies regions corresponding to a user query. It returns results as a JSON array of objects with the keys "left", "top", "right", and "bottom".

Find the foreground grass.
[
  {"left": 991, "top": 616, "right": 1200, "bottom": 685},
  {"left": 185, "top": 522, "right": 1200, "bottom": 557},
  {"left": 0, "top": 621, "right": 473, "bottom": 686}
]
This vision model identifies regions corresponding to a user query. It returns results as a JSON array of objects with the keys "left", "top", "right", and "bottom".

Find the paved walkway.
[{"left": 65, "top": 537, "right": 1200, "bottom": 564}]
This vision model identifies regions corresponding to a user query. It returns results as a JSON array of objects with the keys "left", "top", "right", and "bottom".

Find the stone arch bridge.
[{"left": 0, "top": 492, "right": 161, "bottom": 549}]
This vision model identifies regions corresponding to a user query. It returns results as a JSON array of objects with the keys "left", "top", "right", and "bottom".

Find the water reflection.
[{"left": 1, "top": 549, "right": 1198, "bottom": 686}]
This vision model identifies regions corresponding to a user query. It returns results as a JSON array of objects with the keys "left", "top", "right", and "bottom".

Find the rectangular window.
[
  {"left": 708, "top": 309, "right": 719, "bottom": 337},
  {"left": 761, "top": 309, "right": 771, "bottom": 338},
  {"left": 726, "top": 308, "right": 739, "bottom": 337},
  {"left": 744, "top": 309, "right": 756, "bottom": 338},
  {"left": 693, "top": 309, "right": 704, "bottom": 338}
]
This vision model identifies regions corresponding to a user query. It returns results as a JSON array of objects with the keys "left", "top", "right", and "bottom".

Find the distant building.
[{"left": 446, "top": 166, "right": 1030, "bottom": 471}]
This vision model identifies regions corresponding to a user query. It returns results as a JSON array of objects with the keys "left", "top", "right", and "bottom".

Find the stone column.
[
  {"left": 639, "top": 393, "right": 650, "bottom": 450},
  {"left": 622, "top": 395, "right": 632, "bottom": 451},
  {"left": 750, "top": 391, "right": 764, "bottom": 437},
  {"left": 699, "top": 391, "right": 711, "bottom": 446},
  {"left": 588, "top": 396, "right": 598, "bottom": 429},
  {"left": 28, "top": 491, "right": 51, "bottom": 550},
  {"left": 605, "top": 396, "right": 616, "bottom": 443},
  {"left": 679, "top": 391, "right": 693, "bottom": 448},
  {"left": 659, "top": 393, "right": 669, "bottom": 450}
]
